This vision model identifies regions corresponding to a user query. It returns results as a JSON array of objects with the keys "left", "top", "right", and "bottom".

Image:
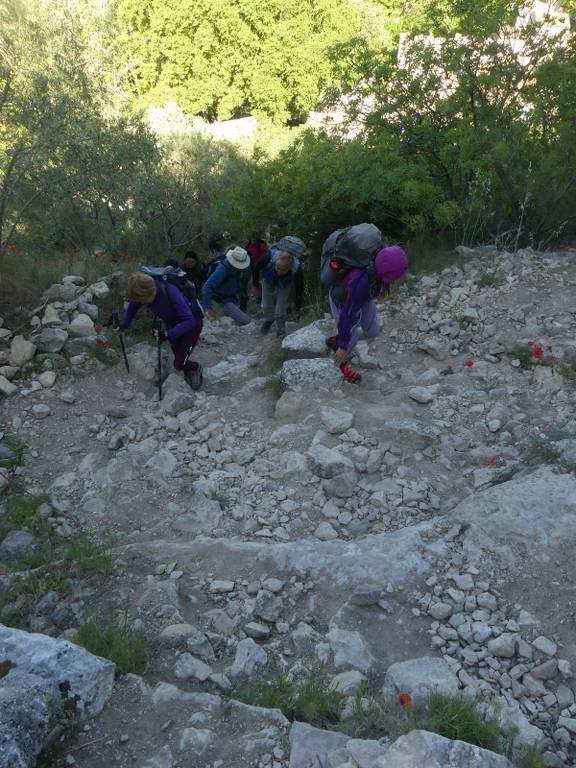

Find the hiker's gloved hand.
[
  {"left": 153, "top": 328, "right": 167, "bottom": 343},
  {"left": 334, "top": 347, "right": 348, "bottom": 366}
]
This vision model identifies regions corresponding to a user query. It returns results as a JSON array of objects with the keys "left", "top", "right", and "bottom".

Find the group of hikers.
[{"left": 118, "top": 224, "right": 409, "bottom": 388}]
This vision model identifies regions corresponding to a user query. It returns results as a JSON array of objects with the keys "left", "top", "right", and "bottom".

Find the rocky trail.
[{"left": 2, "top": 246, "right": 576, "bottom": 768}]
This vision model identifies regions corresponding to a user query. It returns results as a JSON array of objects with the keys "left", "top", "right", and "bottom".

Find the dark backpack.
[
  {"left": 140, "top": 265, "right": 204, "bottom": 318},
  {"left": 320, "top": 223, "right": 387, "bottom": 302},
  {"left": 203, "top": 258, "right": 225, "bottom": 282}
]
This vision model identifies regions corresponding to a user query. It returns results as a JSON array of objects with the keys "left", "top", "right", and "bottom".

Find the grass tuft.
[
  {"left": 65, "top": 536, "right": 114, "bottom": 576},
  {"left": 76, "top": 617, "right": 148, "bottom": 674},
  {"left": 237, "top": 669, "right": 345, "bottom": 728},
  {"left": 427, "top": 692, "right": 501, "bottom": 752}
]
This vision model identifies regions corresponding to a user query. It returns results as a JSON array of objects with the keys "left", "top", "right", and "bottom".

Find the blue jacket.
[
  {"left": 259, "top": 248, "right": 301, "bottom": 289},
  {"left": 202, "top": 261, "right": 249, "bottom": 308}
]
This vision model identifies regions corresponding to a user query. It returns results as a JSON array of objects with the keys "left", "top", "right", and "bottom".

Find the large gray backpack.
[
  {"left": 273, "top": 235, "right": 306, "bottom": 258},
  {"left": 320, "top": 223, "right": 386, "bottom": 302}
]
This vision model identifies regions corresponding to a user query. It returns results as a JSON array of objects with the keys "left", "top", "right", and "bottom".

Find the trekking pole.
[
  {"left": 111, "top": 312, "right": 130, "bottom": 373},
  {"left": 153, "top": 317, "right": 163, "bottom": 401}
]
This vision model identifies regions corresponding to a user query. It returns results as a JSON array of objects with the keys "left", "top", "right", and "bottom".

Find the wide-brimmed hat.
[{"left": 226, "top": 246, "right": 250, "bottom": 270}]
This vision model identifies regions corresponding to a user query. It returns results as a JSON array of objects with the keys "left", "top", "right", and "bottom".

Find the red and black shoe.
[
  {"left": 340, "top": 362, "right": 362, "bottom": 384},
  {"left": 325, "top": 335, "right": 339, "bottom": 352}
]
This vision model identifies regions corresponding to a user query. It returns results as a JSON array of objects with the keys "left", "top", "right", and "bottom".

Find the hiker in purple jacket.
[
  {"left": 120, "top": 272, "right": 203, "bottom": 389},
  {"left": 326, "top": 246, "right": 408, "bottom": 383}
]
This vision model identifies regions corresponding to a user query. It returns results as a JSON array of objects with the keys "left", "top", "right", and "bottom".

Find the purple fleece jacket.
[
  {"left": 121, "top": 282, "right": 200, "bottom": 340},
  {"left": 334, "top": 269, "right": 375, "bottom": 349}
]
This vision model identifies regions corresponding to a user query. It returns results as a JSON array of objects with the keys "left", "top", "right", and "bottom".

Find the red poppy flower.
[
  {"left": 95, "top": 338, "right": 104, "bottom": 346},
  {"left": 399, "top": 692, "right": 413, "bottom": 709},
  {"left": 425, "top": 294, "right": 432, "bottom": 301},
  {"left": 105, "top": 340, "right": 113, "bottom": 349},
  {"left": 487, "top": 456, "right": 495, "bottom": 465},
  {"left": 527, "top": 340, "right": 534, "bottom": 346},
  {"left": 464, "top": 359, "right": 474, "bottom": 368},
  {"left": 532, "top": 347, "right": 544, "bottom": 359}
]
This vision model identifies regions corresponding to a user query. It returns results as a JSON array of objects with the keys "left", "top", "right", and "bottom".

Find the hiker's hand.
[
  {"left": 334, "top": 347, "right": 348, "bottom": 366},
  {"left": 153, "top": 328, "right": 167, "bottom": 343}
]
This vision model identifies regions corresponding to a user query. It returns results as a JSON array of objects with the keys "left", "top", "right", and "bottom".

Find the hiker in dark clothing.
[
  {"left": 208, "top": 229, "right": 232, "bottom": 259},
  {"left": 244, "top": 231, "right": 269, "bottom": 303},
  {"left": 181, "top": 250, "right": 205, "bottom": 295},
  {"left": 120, "top": 272, "right": 203, "bottom": 389}
]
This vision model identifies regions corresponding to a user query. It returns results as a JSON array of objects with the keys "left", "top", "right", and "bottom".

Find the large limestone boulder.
[
  {"left": 382, "top": 657, "right": 460, "bottom": 705},
  {"left": 8, "top": 336, "right": 36, "bottom": 367},
  {"left": 0, "top": 626, "right": 115, "bottom": 718},
  {"left": 372, "top": 730, "right": 513, "bottom": 767},
  {"left": 282, "top": 320, "right": 332, "bottom": 359}
]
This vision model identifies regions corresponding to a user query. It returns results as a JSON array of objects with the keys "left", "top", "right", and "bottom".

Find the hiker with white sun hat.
[{"left": 201, "top": 246, "right": 252, "bottom": 325}]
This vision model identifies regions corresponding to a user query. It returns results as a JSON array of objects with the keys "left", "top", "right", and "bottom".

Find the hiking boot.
[
  {"left": 185, "top": 364, "right": 203, "bottom": 391},
  {"left": 340, "top": 362, "right": 362, "bottom": 384},
  {"left": 325, "top": 335, "right": 339, "bottom": 352},
  {"left": 261, "top": 321, "right": 273, "bottom": 335}
]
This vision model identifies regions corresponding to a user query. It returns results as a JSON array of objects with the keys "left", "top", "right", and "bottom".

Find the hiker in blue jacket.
[
  {"left": 201, "top": 246, "right": 252, "bottom": 326},
  {"left": 255, "top": 236, "right": 306, "bottom": 338}
]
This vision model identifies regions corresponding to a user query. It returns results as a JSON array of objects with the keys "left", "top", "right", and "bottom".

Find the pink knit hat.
[{"left": 375, "top": 246, "right": 408, "bottom": 283}]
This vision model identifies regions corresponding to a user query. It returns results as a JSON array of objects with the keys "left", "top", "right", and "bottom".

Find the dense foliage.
[
  {"left": 115, "top": 0, "right": 362, "bottom": 123},
  {"left": 1, "top": 0, "right": 576, "bottom": 274}
]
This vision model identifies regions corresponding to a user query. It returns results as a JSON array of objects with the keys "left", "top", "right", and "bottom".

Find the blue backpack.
[{"left": 140, "top": 266, "right": 204, "bottom": 318}]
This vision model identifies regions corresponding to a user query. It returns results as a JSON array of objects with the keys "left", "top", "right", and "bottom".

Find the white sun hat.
[{"left": 225, "top": 246, "right": 250, "bottom": 270}]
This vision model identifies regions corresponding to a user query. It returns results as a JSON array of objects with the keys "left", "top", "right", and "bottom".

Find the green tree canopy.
[{"left": 115, "top": 0, "right": 361, "bottom": 123}]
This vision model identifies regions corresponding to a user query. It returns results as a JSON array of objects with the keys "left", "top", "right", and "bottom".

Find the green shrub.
[{"left": 76, "top": 617, "right": 148, "bottom": 674}]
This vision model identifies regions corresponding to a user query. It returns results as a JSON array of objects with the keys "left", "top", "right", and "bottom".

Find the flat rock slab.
[
  {"left": 289, "top": 722, "right": 349, "bottom": 768},
  {"left": 373, "top": 729, "right": 513, "bottom": 767},
  {"left": 281, "top": 358, "right": 342, "bottom": 390},
  {"left": 451, "top": 467, "right": 576, "bottom": 557},
  {"left": 134, "top": 521, "right": 441, "bottom": 590}
]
